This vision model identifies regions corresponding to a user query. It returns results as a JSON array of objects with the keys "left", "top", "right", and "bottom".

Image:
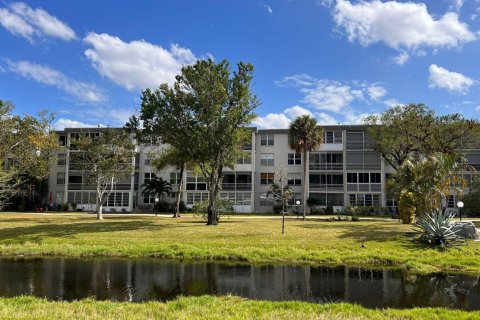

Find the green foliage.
[
  {"left": 342, "top": 206, "right": 386, "bottom": 216},
  {"left": 461, "top": 176, "right": 480, "bottom": 217},
  {"left": 365, "top": 104, "right": 480, "bottom": 169},
  {"left": 306, "top": 197, "right": 321, "bottom": 208},
  {"left": 192, "top": 199, "right": 234, "bottom": 220},
  {"left": 325, "top": 204, "right": 334, "bottom": 215},
  {"left": 414, "top": 210, "right": 459, "bottom": 246},
  {"left": 289, "top": 115, "right": 324, "bottom": 219},
  {"left": 392, "top": 153, "right": 467, "bottom": 222},
  {"left": 399, "top": 191, "right": 416, "bottom": 224},
  {"left": 138, "top": 59, "right": 259, "bottom": 225},
  {"left": 71, "top": 128, "right": 135, "bottom": 219},
  {"left": 141, "top": 177, "right": 172, "bottom": 199},
  {"left": 0, "top": 100, "right": 59, "bottom": 207}
]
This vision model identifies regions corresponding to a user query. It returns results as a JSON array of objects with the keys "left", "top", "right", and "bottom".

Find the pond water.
[{"left": 1, "top": 257, "right": 479, "bottom": 310}]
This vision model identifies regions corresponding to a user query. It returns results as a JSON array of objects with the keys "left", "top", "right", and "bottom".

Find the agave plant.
[{"left": 414, "top": 210, "right": 459, "bottom": 246}]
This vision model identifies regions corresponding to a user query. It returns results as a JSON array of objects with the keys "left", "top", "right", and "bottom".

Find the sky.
[{"left": 0, "top": 0, "right": 479, "bottom": 130}]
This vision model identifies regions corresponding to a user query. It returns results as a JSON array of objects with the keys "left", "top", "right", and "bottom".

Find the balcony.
[
  {"left": 309, "top": 184, "right": 344, "bottom": 192},
  {"left": 347, "top": 183, "right": 381, "bottom": 192},
  {"left": 309, "top": 163, "right": 343, "bottom": 171},
  {"left": 221, "top": 183, "right": 252, "bottom": 191}
]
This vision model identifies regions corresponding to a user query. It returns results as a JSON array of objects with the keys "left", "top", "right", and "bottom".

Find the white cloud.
[
  {"left": 252, "top": 112, "right": 291, "bottom": 129},
  {"left": 476, "top": 105, "right": 480, "bottom": 112},
  {"left": 383, "top": 98, "right": 402, "bottom": 107},
  {"left": 277, "top": 74, "right": 388, "bottom": 112},
  {"left": 428, "top": 64, "right": 475, "bottom": 94},
  {"left": 316, "top": 112, "right": 339, "bottom": 125},
  {"left": 392, "top": 51, "right": 410, "bottom": 65},
  {"left": 451, "top": 0, "right": 465, "bottom": 12},
  {"left": 7, "top": 60, "right": 106, "bottom": 103},
  {"left": 83, "top": 32, "right": 198, "bottom": 91},
  {"left": 367, "top": 85, "right": 387, "bottom": 101},
  {"left": 0, "top": 2, "right": 75, "bottom": 42},
  {"left": 53, "top": 118, "right": 103, "bottom": 130},
  {"left": 264, "top": 4, "right": 273, "bottom": 14},
  {"left": 333, "top": 0, "right": 477, "bottom": 52},
  {"left": 283, "top": 105, "right": 313, "bottom": 119}
]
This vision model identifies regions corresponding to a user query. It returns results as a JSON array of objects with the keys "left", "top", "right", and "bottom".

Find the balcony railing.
[
  {"left": 347, "top": 183, "right": 381, "bottom": 192},
  {"left": 309, "top": 184, "right": 344, "bottom": 192},
  {"left": 221, "top": 183, "right": 252, "bottom": 191},
  {"left": 309, "top": 163, "right": 343, "bottom": 171}
]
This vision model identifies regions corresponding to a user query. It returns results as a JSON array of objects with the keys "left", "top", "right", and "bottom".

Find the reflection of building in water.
[{"left": 0, "top": 258, "right": 479, "bottom": 310}]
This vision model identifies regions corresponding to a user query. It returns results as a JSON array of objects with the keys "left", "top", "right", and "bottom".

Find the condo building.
[{"left": 49, "top": 125, "right": 479, "bottom": 214}]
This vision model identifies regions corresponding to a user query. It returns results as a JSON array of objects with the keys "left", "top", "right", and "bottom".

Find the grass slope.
[
  {"left": 0, "top": 296, "right": 478, "bottom": 320},
  {"left": 0, "top": 213, "right": 479, "bottom": 274}
]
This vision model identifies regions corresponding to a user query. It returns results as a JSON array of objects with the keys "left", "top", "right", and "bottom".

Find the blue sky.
[{"left": 0, "top": 0, "right": 479, "bottom": 129}]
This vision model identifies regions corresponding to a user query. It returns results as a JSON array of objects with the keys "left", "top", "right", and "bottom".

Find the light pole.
[
  {"left": 154, "top": 197, "right": 159, "bottom": 216},
  {"left": 457, "top": 201, "right": 464, "bottom": 221},
  {"left": 296, "top": 200, "right": 301, "bottom": 219}
]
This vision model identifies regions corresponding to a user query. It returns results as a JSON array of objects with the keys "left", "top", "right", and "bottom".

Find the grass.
[
  {"left": 0, "top": 213, "right": 479, "bottom": 274},
  {"left": 0, "top": 295, "right": 478, "bottom": 320}
]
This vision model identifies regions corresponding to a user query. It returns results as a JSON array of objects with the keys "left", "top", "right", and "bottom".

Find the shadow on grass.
[{"left": 0, "top": 219, "right": 158, "bottom": 244}]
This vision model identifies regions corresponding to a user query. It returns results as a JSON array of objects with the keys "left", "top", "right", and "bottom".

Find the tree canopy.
[
  {"left": 138, "top": 59, "right": 259, "bottom": 225},
  {"left": 0, "top": 100, "right": 59, "bottom": 208},
  {"left": 71, "top": 128, "right": 135, "bottom": 220},
  {"left": 364, "top": 104, "right": 480, "bottom": 170}
]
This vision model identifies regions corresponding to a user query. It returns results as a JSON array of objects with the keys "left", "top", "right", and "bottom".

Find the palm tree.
[
  {"left": 141, "top": 177, "right": 172, "bottom": 213},
  {"left": 288, "top": 115, "right": 324, "bottom": 220},
  {"left": 152, "top": 147, "right": 196, "bottom": 218}
]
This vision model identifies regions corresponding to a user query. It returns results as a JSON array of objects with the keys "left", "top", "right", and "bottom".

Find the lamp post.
[
  {"left": 296, "top": 200, "right": 301, "bottom": 219},
  {"left": 154, "top": 197, "right": 159, "bottom": 216},
  {"left": 457, "top": 201, "right": 464, "bottom": 221}
]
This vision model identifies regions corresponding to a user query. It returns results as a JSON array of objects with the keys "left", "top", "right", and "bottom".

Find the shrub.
[
  {"left": 325, "top": 204, "right": 334, "bottom": 215},
  {"left": 192, "top": 199, "right": 234, "bottom": 220},
  {"left": 414, "top": 210, "right": 459, "bottom": 246},
  {"left": 399, "top": 191, "right": 416, "bottom": 224},
  {"left": 154, "top": 200, "right": 171, "bottom": 212},
  {"left": 178, "top": 200, "right": 187, "bottom": 213},
  {"left": 310, "top": 206, "right": 325, "bottom": 215}
]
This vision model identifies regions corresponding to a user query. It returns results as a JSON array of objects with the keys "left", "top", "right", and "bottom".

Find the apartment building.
[{"left": 49, "top": 125, "right": 478, "bottom": 214}]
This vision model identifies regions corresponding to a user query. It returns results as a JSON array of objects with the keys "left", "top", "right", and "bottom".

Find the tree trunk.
[
  {"left": 96, "top": 180, "right": 103, "bottom": 220},
  {"left": 207, "top": 167, "right": 221, "bottom": 225},
  {"left": 173, "top": 163, "right": 185, "bottom": 218},
  {"left": 303, "top": 149, "right": 308, "bottom": 220}
]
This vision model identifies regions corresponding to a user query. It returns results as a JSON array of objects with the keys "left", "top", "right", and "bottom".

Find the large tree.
[
  {"left": 72, "top": 128, "right": 135, "bottom": 220},
  {"left": 364, "top": 104, "right": 480, "bottom": 170},
  {"left": 288, "top": 115, "right": 324, "bottom": 220},
  {"left": 0, "top": 100, "right": 59, "bottom": 208},
  {"left": 139, "top": 59, "right": 259, "bottom": 225}
]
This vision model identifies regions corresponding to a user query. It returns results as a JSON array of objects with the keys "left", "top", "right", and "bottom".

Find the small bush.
[
  {"left": 325, "top": 204, "right": 334, "bottom": 215},
  {"left": 414, "top": 209, "right": 459, "bottom": 246},
  {"left": 192, "top": 199, "right": 234, "bottom": 220}
]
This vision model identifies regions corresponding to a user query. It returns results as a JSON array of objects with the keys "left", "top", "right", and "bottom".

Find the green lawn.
[
  {"left": 0, "top": 295, "right": 478, "bottom": 320},
  {"left": 0, "top": 213, "right": 479, "bottom": 274}
]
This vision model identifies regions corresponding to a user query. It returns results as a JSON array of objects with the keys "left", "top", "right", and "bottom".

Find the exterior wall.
[{"left": 49, "top": 125, "right": 479, "bottom": 214}]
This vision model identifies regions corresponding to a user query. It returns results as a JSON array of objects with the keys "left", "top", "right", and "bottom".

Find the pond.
[{"left": 0, "top": 257, "right": 479, "bottom": 310}]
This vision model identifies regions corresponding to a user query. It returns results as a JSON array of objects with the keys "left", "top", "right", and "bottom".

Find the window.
[
  {"left": 288, "top": 153, "right": 301, "bottom": 165},
  {"left": 370, "top": 173, "right": 381, "bottom": 183},
  {"left": 186, "top": 173, "right": 207, "bottom": 191},
  {"left": 349, "top": 194, "right": 380, "bottom": 206},
  {"left": 68, "top": 175, "right": 82, "bottom": 184},
  {"left": 57, "top": 153, "right": 66, "bottom": 166},
  {"left": 59, "top": 135, "right": 66, "bottom": 146},
  {"left": 186, "top": 192, "right": 209, "bottom": 205},
  {"left": 325, "top": 131, "right": 342, "bottom": 144},
  {"left": 57, "top": 172, "right": 65, "bottom": 184},
  {"left": 447, "top": 195, "right": 455, "bottom": 208},
  {"left": 260, "top": 192, "right": 274, "bottom": 206},
  {"left": 287, "top": 173, "right": 302, "bottom": 185},
  {"left": 170, "top": 172, "right": 181, "bottom": 185},
  {"left": 260, "top": 173, "right": 275, "bottom": 185},
  {"left": 237, "top": 153, "right": 252, "bottom": 164},
  {"left": 347, "top": 173, "right": 357, "bottom": 183},
  {"left": 359, "top": 173, "right": 369, "bottom": 183},
  {"left": 220, "top": 192, "right": 252, "bottom": 205},
  {"left": 144, "top": 172, "right": 156, "bottom": 182},
  {"left": 55, "top": 192, "right": 64, "bottom": 204},
  {"left": 260, "top": 153, "right": 274, "bottom": 166},
  {"left": 260, "top": 133, "right": 274, "bottom": 146}
]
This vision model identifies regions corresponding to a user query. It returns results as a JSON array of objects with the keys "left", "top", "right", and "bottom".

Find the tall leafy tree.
[
  {"left": 139, "top": 59, "right": 259, "bottom": 225},
  {"left": 72, "top": 128, "right": 135, "bottom": 220},
  {"left": 288, "top": 115, "right": 324, "bottom": 220},
  {"left": 365, "top": 104, "right": 480, "bottom": 170},
  {"left": 0, "top": 100, "right": 59, "bottom": 207}
]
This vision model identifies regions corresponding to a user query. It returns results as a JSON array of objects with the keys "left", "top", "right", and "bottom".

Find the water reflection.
[{"left": 0, "top": 258, "right": 479, "bottom": 310}]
